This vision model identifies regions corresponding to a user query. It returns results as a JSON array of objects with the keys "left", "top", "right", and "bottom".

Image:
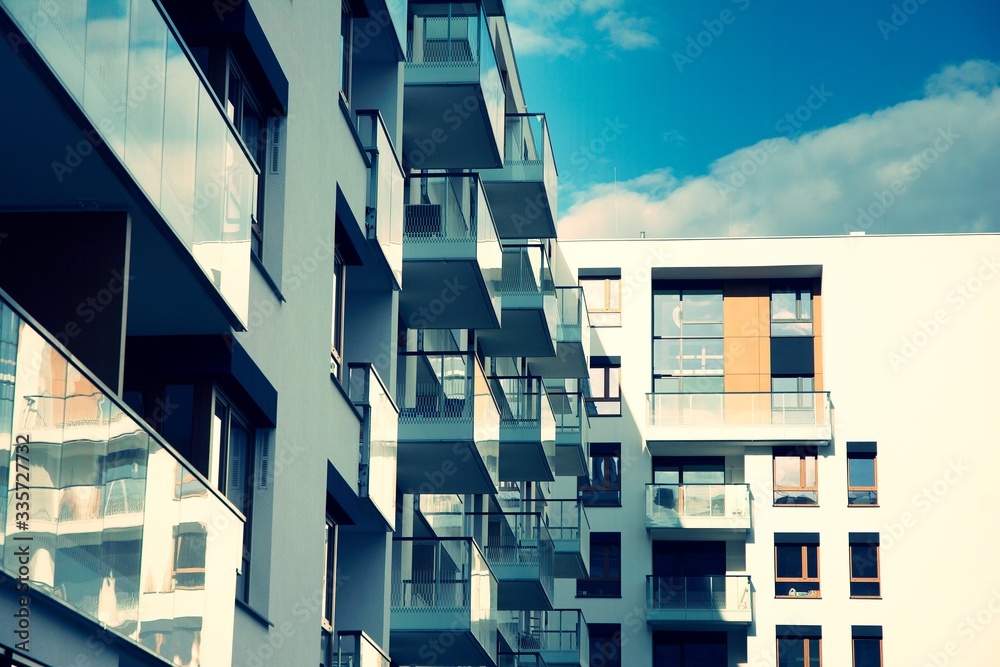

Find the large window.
[
  {"left": 580, "top": 275, "right": 622, "bottom": 327},
  {"left": 771, "top": 285, "right": 813, "bottom": 336},
  {"left": 773, "top": 447, "right": 818, "bottom": 505},
  {"left": 850, "top": 535, "right": 881, "bottom": 598},
  {"left": 852, "top": 628, "right": 883, "bottom": 667},
  {"left": 777, "top": 632, "right": 822, "bottom": 667},
  {"left": 848, "top": 444, "right": 878, "bottom": 506},
  {"left": 589, "top": 624, "right": 622, "bottom": 667},
  {"left": 652, "top": 286, "right": 724, "bottom": 394},
  {"left": 578, "top": 533, "right": 621, "bottom": 598},
  {"left": 587, "top": 359, "right": 621, "bottom": 417},
  {"left": 213, "top": 394, "right": 256, "bottom": 603},
  {"left": 775, "top": 537, "right": 820, "bottom": 597},
  {"left": 580, "top": 444, "right": 621, "bottom": 507}
]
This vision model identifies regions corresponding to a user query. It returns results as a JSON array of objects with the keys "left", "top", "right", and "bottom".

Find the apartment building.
[
  {"left": 0, "top": 0, "right": 592, "bottom": 666},
  {"left": 556, "top": 234, "right": 1000, "bottom": 667}
]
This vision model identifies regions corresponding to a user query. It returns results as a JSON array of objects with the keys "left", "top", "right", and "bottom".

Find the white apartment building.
[{"left": 555, "top": 234, "right": 1000, "bottom": 667}]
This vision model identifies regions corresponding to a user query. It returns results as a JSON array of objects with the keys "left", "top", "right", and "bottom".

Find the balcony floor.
[{"left": 400, "top": 254, "right": 500, "bottom": 330}]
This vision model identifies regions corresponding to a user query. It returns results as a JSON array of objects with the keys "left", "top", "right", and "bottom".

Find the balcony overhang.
[
  {"left": 400, "top": 246, "right": 502, "bottom": 330},
  {"left": 479, "top": 302, "right": 556, "bottom": 357},
  {"left": 499, "top": 429, "right": 556, "bottom": 482},
  {"left": 480, "top": 179, "right": 557, "bottom": 239},
  {"left": 397, "top": 425, "right": 499, "bottom": 495},
  {"left": 403, "top": 79, "right": 503, "bottom": 169},
  {"left": 391, "top": 615, "right": 497, "bottom": 666}
]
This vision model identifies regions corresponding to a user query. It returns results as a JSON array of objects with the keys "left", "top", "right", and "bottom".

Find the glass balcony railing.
[
  {"left": 501, "top": 114, "right": 557, "bottom": 196},
  {"left": 391, "top": 537, "right": 498, "bottom": 666},
  {"left": 0, "top": 291, "right": 243, "bottom": 665},
  {"left": 0, "top": 0, "right": 257, "bottom": 322},
  {"left": 337, "top": 630, "right": 391, "bottom": 667},
  {"left": 646, "top": 392, "right": 833, "bottom": 443},
  {"left": 493, "top": 374, "right": 555, "bottom": 457},
  {"left": 406, "top": 2, "right": 505, "bottom": 155},
  {"left": 646, "top": 484, "right": 751, "bottom": 532},
  {"left": 404, "top": 174, "right": 500, "bottom": 248},
  {"left": 545, "top": 382, "right": 590, "bottom": 477},
  {"left": 555, "top": 287, "right": 590, "bottom": 348},
  {"left": 348, "top": 363, "right": 399, "bottom": 526},
  {"left": 384, "top": 0, "right": 408, "bottom": 56},
  {"left": 520, "top": 610, "right": 589, "bottom": 667},
  {"left": 646, "top": 575, "right": 752, "bottom": 623},
  {"left": 356, "top": 110, "right": 404, "bottom": 289},
  {"left": 470, "top": 510, "right": 554, "bottom": 607},
  {"left": 416, "top": 493, "right": 465, "bottom": 538},
  {"left": 500, "top": 246, "right": 558, "bottom": 333}
]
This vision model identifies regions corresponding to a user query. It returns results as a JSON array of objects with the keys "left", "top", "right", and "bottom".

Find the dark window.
[
  {"left": 322, "top": 518, "right": 338, "bottom": 629},
  {"left": 773, "top": 447, "right": 818, "bottom": 505},
  {"left": 578, "top": 533, "right": 621, "bottom": 598},
  {"left": 587, "top": 361, "right": 621, "bottom": 416},
  {"left": 652, "top": 286, "right": 724, "bottom": 393},
  {"left": 771, "top": 284, "right": 814, "bottom": 336},
  {"left": 580, "top": 444, "right": 621, "bottom": 507},
  {"left": 853, "top": 633, "right": 882, "bottom": 667},
  {"left": 850, "top": 538, "right": 881, "bottom": 598},
  {"left": 848, "top": 450, "right": 878, "bottom": 506},
  {"left": 775, "top": 540, "right": 820, "bottom": 597},
  {"left": 589, "top": 624, "right": 622, "bottom": 667},
  {"left": 225, "top": 59, "right": 268, "bottom": 258},
  {"left": 331, "top": 250, "right": 346, "bottom": 379},
  {"left": 654, "top": 631, "right": 728, "bottom": 667},
  {"left": 340, "top": 1, "right": 353, "bottom": 102},
  {"left": 778, "top": 634, "right": 821, "bottom": 667},
  {"left": 213, "top": 394, "right": 256, "bottom": 603},
  {"left": 580, "top": 276, "right": 622, "bottom": 327}
]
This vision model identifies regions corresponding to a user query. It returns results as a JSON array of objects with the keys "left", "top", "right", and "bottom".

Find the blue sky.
[{"left": 507, "top": 0, "right": 1000, "bottom": 238}]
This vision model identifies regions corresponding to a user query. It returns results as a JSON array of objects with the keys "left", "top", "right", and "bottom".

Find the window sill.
[
  {"left": 848, "top": 504, "right": 880, "bottom": 508},
  {"left": 772, "top": 503, "right": 821, "bottom": 508},
  {"left": 252, "top": 252, "right": 286, "bottom": 303},
  {"left": 776, "top": 595, "right": 822, "bottom": 600},
  {"left": 236, "top": 597, "right": 274, "bottom": 628},
  {"left": 850, "top": 595, "right": 882, "bottom": 600},
  {"left": 576, "top": 594, "right": 622, "bottom": 599}
]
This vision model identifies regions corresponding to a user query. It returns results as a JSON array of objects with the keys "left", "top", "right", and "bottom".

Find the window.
[
  {"left": 578, "top": 533, "right": 621, "bottom": 598},
  {"left": 850, "top": 535, "right": 881, "bottom": 598},
  {"left": 773, "top": 447, "right": 818, "bottom": 505},
  {"left": 322, "top": 517, "right": 338, "bottom": 630},
  {"left": 579, "top": 444, "right": 621, "bottom": 507},
  {"left": 213, "top": 394, "right": 256, "bottom": 603},
  {"left": 848, "top": 444, "right": 878, "bottom": 506},
  {"left": 331, "top": 250, "right": 346, "bottom": 379},
  {"left": 771, "top": 376, "right": 815, "bottom": 422},
  {"left": 225, "top": 59, "right": 268, "bottom": 258},
  {"left": 587, "top": 359, "right": 621, "bottom": 417},
  {"left": 339, "top": 1, "right": 353, "bottom": 102},
  {"left": 771, "top": 285, "right": 813, "bottom": 336},
  {"left": 777, "top": 632, "right": 821, "bottom": 667},
  {"left": 652, "top": 285, "right": 724, "bottom": 394},
  {"left": 580, "top": 275, "right": 621, "bottom": 327},
  {"left": 775, "top": 538, "right": 820, "bottom": 597},
  {"left": 852, "top": 628, "right": 883, "bottom": 667},
  {"left": 589, "top": 624, "right": 622, "bottom": 667},
  {"left": 173, "top": 522, "right": 208, "bottom": 590}
]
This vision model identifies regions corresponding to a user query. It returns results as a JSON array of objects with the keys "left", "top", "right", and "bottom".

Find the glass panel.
[
  {"left": 854, "top": 638, "right": 881, "bottom": 667},
  {"left": 808, "top": 638, "right": 821, "bottom": 667},
  {"left": 800, "top": 290, "right": 813, "bottom": 319},
  {"left": 681, "top": 339, "right": 723, "bottom": 373},
  {"left": 653, "top": 292, "right": 681, "bottom": 337},
  {"left": 772, "top": 321, "right": 813, "bottom": 336},
  {"left": 83, "top": 0, "right": 131, "bottom": 156},
  {"left": 36, "top": 0, "right": 88, "bottom": 100},
  {"left": 683, "top": 464, "right": 725, "bottom": 484},
  {"left": 160, "top": 34, "right": 199, "bottom": 243},
  {"left": 608, "top": 280, "right": 621, "bottom": 310},
  {"left": 774, "top": 456, "right": 802, "bottom": 487},
  {"left": 771, "top": 290, "right": 798, "bottom": 320},
  {"left": 775, "top": 545, "right": 803, "bottom": 578},
  {"left": 653, "top": 339, "right": 682, "bottom": 375},
  {"left": 581, "top": 280, "right": 605, "bottom": 312},
  {"left": 682, "top": 291, "right": 722, "bottom": 322},
  {"left": 803, "top": 456, "right": 817, "bottom": 487},
  {"left": 851, "top": 545, "right": 878, "bottom": 578},
  {"left": 806, "top": 545, "right": 818, "bottom": 578},
  {"left": 124, "top": 0, "right": 167, "bottom": 202},
  {"left": 849, "top": 456, "right": 876, "bottom": 487}
]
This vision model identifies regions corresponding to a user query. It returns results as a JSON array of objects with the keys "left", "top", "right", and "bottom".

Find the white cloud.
[
  {"left": 509, "top": 22, "right": 587, "bottom": 56},
  {"left": 557, "top": 61, "right": 1000, "bottom": 240},
  {"left": 594, "top": 11, "right": 659, "bottom": 50}
]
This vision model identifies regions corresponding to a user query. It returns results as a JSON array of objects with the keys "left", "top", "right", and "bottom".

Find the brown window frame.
[
  {"left": 847, "top": 451, "right": 878, "bottom": 506},
  {"left": 777, "top": 635, "right": 822, "bottom": 666},
  {"left": 773, "top": 449, "right": 819, "bottom": 506},
  {"left": 849, "top": 542, "right": 881, "bottom": 599},
  {"left": 774, "top": 543, "right": 821, "bottom": 598}
]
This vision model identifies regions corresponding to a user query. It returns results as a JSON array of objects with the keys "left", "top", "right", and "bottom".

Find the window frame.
[
  {"left": 652, "top": 286, "right": 724, "bottom": 393},
  {"left": 770, "top": 284, "right": 814, "bottom": 336},
  {"left": 849, "top": 541, "right": 881, "bottom": 599},
  {"left": 331, "top": 249, "right": 347, "bottom": 380},
  {"left": 847, "top": 451, "right": 878, "bottom": 506},
  {"left": 339, "top": 0, "right": 353, "bottom": 104},
  {"left": 213, "top": 392, "right": 256, "bottom": 603},
  {"left": 579, "top": 276, "right": 622, "bottom": 327},
  {"left": 587, "top": 362, "right": 621, "bottom": 417},
  {"left": 772, "top": 448, "right": 819, "bottom": 506},
  {"left": 577, "top": 535, "right": 622, "bottom": 598},
  {"left": 774, "top": 543, "right": 821, "bottom": 598},
  {"left": 852, "top": 636, "right": 883, "bottom": 667},
  {"left": 322, "top": 517, "right": 338, "bottom": 631},
  {"left": 777, "top": 635, "right": 822, "bottom": 667},
  {"left": 579, "top": 444, "right": 622, "bottom": 507},
  {"left": 225, "top": 55, "right": 268, "bottom": 258}
]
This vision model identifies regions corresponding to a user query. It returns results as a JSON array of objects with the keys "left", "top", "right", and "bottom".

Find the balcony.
[
  {"left": 646, "top": 575, "right": 752, "bottom": 627},
  {"left": 645, "top": 392, "right": 833, "bottom": 452},
  {"left": 479, "top": 245, "right": 558, "bottom": 358},
  {"left": 396, "top": 352, "right": 500, "bottom": 494},
  {"left": 356, "top": 110, "right": 405, "bottom": 290},
  {"left": 390, "top": 538, "right": 498, "bottom": 667},
  {"left": 472, "top": 511, "right": 554, "bottom": 611},
  {"left": 321, "top": 630, "right": 390, "bottom": 667},
  {"left": 403, "top": 2, "right": 505, "bottom": 168},
  {"left": 544, "top": 380, "right": 589, "bottom": 477},
  {"left": 0, "top": 291, "right": 243, "bottom": 666},
  {"left": 492, "top": 375, "right": 556, "bottom": 482},
  {"left": 480, "top": 114, "right": 558, "bottom": 239},
  {"left": 519, "top": 610, "right": 589, "bottom": 667},
  {"left": 542, "top": 500, "right": 590, "bottom": 580},
  {"left": 347, "top": 363, "right": 399, "bottom": 529},
  {"left": 646, "top": 484, "right": 751, "bottom": 539},
  {"left": 401, "top": 173, "right": 503, "bottom": 329},
  {"left": 528, "top": 288, "right": 591, "bottom": 379},
  {"left": 0, "top": 0, "right": 257, "bottom": 326}
]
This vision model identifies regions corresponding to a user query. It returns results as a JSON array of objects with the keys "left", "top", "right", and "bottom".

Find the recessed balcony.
[
  {"left": 356, "top": 110, "right": 405, "bottom": 290},
  {"left": 396, "top": 352, "right": 500, "bottom": 494},
  {"left": 518, "top": 610, "right": 589, "bottom": 667},
  {"left": 400, "top": 173, "right": 503, "bottom": 330},
  {"left": 321, "top": 630, "right": 390, "bottom": 667},
  {"left": 528, "top": 288, "right": 591, "bottom": 379},
  {"left": 0, "top": 290, "right": 243, "bottom": 665},
  {"left": 347, "top": 363, "right": 399, "bottom": 529},
  {"left": 403, "top": 2, "right": 506, "bottom": 169},
  {"left": 390, "top": 537, "right": 498, "bottom": 667},
  {"left": 542, "top": 500, "right": 590, "bottom": 580},
  {"left": 645, "top": 484, "right": 751, "bottom": 539},
  {"left": 492, "top": 375, "right": 556, "bottom": 482},
  {"left": 646, "top": 575, "right": 752, "bottom": 627},
  {"left": 645, "top": 392, "right": 833, "bottom": 453},
  {"left": 0, "top": 0, "right": 258, "bottom": 326},
  {"left": 479, "top": 245, "right": 557, "bottom": 358},
  {"left": 480, "top": 114, "right": 558, "bottom": 239}
]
